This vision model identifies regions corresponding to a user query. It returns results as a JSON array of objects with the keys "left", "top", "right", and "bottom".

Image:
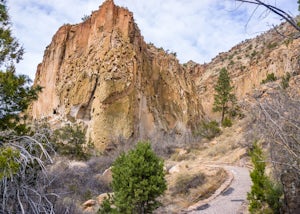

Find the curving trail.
[{"left": 187, "top": 166, "right": 251, "bottom": 214}]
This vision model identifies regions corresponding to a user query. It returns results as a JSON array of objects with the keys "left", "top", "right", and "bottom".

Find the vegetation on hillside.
[
  {"left": 213, "top": 67, "right": 236, "bottom": 124},
  {"left": 194, "top": 120, "right": 221, "bottom": 140},
  {"left": 261, "top": 73, "right": 277, "bottom": 84},
  {"left": 0, "top": 0, "right": 299, "bottom": 213},
  {"left": 247, "top": 141, "right": 283, "bottom": 214},
  {"left": 0, "top": 1, "right": 56, "bottom": 213},
  {"left": 52, "top": 124, "right": 93, "bottom": 160},
  {"left": 249, "top": 87, "right": 300, "bottom": 213},
  {"left": 99, "top": 141, "right": 167, "bottom": 214}
]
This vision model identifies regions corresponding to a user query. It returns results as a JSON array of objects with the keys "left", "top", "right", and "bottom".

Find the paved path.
[{"left": 188, "top": 166, "right": 251, "bottom": 214}]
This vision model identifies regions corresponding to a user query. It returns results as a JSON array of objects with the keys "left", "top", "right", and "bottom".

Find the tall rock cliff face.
[
  {"left": 31, "top": 0, "right": 204, "bottom": 150},
  {"left": 32, "top": 0, "right": 300, "bottom": 150}
]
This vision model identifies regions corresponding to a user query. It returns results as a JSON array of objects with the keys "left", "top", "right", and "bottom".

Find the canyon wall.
[
  {"left": 190, "top": 22, "right": 300, "bottom": 118},
  {"left": 31, "top": 0, "right": 204, "bottom": 150},
  {"left": 32, "top": 0, "right": 300, "bottom": 150}
]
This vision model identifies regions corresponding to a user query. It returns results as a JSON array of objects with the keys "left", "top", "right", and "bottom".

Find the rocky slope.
[
  {"left": 31, "top": 0, "right": 204, "bottom": 150},
  {"left": 188, "top": 22, "right": 300, "bottom": 118}
]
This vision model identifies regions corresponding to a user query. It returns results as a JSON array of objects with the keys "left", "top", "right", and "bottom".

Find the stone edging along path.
[
  {"left": 185, "top": 165, "right": 235, "bottom": 212},
  {"left": 183, "top": 165, "right": 251, "bottom": 214}
]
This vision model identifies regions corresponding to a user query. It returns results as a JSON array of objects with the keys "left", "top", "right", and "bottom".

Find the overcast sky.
[{"left": 7, "top": 0, "right": 298, "bottom": 80}]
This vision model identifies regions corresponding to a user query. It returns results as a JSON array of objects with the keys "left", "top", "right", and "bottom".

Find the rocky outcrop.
[
  {"left": 31, "top": 0, "right": 204, "bottom": 150},
  {"left": 190, "top": 22, "right": 300, "bottom": 119}
]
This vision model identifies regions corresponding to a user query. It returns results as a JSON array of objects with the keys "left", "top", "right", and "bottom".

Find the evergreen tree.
[
  {"left": 0, "top": 0, "right": 41, "bottom": 133},
  {"left": 52, "top": 124, "right": 91, "bottom": 160},
  {"left": 110, "top": 141, "right": 167, "bottom": 214},
  {"left": 247, "top": 141, "right": 282, "bottom": 214},
  {"left": 0, "top": 1, "right": 55, "bottom": 213},
  {"left": 0, "top": 71, "right": 41, "bottom": 132},
  {"left": 247, "top": 141, "right": 268, "bottom": 212},
  {"left": 0, "top": 0, "right": 24, "bottom": 66},
  {"left": 213, "top": 67, "right": 236, "bottom": 123}
]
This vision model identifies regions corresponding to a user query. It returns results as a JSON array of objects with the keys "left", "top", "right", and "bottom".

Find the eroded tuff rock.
[
  {"left": 31, "top": 0, "right": 204, "bottom": 150},
  {"left": 190, "top": 22, "right": 300, "bottom": 119},
  {"left": 31, "top": 0, "right": 300, "bottom": 150}
]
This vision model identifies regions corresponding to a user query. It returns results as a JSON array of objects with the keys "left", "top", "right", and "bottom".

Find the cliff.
[
  {"left": 31, "top": 0, "right": 300, "bottom": 150},
  {"left": 31, "top": 0, "right": 204, "bottom": 150},
  {"left": 190, "top": 22, "right": 300, "bottom": 118}
]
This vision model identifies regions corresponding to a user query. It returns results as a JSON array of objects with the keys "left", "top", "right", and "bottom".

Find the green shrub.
[
  {"left": 264, "top": 181, "right": 283, "bottom": 214},
  {"left": 251, "top": 50, "right": 258, "bottom": 58},
  {"left": 261, "top": 73, "right": 277, "bottom": 84},
  {"left": 194, "top": 120, "right": 221, "bottom": 140},
  {"left": 81, "top": 14, "right": 90, "bottom": 21},
  {"left": 52, "top": 124, "right": 92, "bottom": 160},
  {"left": 108, "top": 141, "right": 167, "bottom": 213},
  {"left": 98, "top": 195, "right": 116, "bottom": 214},
  {"left": 280, "top": 72, "right": 291, "bottom": 89},
  {"left": 267, "top": 42, "right": 278, "bottom": 49},
  {"left": 0, "top": 147, "right": 20, "bottom": 179},
  {"left": 247, "top": 141, "right": 283, "bottom": 214},
  {"left": 222, "top": 117, "right": 232, "bottom": 127},
  {"left": 229, "top": 105, "right": 244, "bottom": 119}
]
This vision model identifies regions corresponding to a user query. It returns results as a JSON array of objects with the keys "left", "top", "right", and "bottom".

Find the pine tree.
[
  {"left": 247, "top": 141, "right": 267, "bottom": 213},
  {"left": 110, "top": 141, "right": 167, "bottom": 214},
  {"left": 0, "top": 0, "right": 41, "bottom": 133},
  {"left": 247, "top": 141, "right": 282, "bottom": 214},
  {"left": 0, "top": 71, "right": 41, "bottom": 132},
  {"left": 0, "top": 0, "right": 24, "bottom": 66},
  {"left": 0, "top": 2, "right": 55, "bottom": 213},
  {"left": 213, "top": 67, "right": 236, "bottom": 123}
]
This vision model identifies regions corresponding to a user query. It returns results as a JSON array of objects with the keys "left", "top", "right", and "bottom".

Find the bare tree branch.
[
  {"left": 236, "top": 0, "right": 300, "bottom": 36},
  {"left": 247, "top": 83, "right": 300, "bottom": 213},
  {"left": 0, "top": 129, "right": 56, "bottom": 214}
]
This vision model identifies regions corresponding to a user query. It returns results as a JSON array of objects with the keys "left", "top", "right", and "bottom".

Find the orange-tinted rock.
[
  {"left": 31, "top": 0, "right": 204, "bottom": 150},
  {"left": 192, "top": 23, "right": 300, "bottom": 119},
  {"left": 31, "top": 0, "right": 300, "bottom": 150}
]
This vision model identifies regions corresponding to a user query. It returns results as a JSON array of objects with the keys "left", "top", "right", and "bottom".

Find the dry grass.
[
  {"left": 156, "top": 117, "right": 251, "bottom": 213},
  {"left": 50, "top": 117, "right": 250, "bottom": 213},
  {"left": 171, "top": 172, "right": 206, "bottom": 196},
  {"left": 193, "top": 117, "right": 250, "bottom": 164},
  {"left": 158, "top": 165, "right": 227, "bottom": 212},
  {"left": 189, "top": 168, "right": 227, "bottom": 201}
]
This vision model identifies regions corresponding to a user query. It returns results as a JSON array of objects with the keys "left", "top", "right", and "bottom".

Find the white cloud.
[{"left": 6, "top": 0, "right": 298, "bottom": 80}]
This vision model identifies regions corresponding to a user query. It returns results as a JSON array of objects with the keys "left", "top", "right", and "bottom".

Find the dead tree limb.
[
  {"left": 236, "top": 0, "right": 300, "bottom": 35},
  {"left": 0, "top": 130, "right": 56, "bottom": 214}
]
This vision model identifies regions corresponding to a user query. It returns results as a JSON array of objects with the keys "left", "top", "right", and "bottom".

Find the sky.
[{"left": 6, "top": 0, "right": 298, "bottom": 80}]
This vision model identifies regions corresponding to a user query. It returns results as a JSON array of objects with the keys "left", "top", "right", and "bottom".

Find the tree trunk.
[{"left": 221, "top": 105, "right": 225, "bottom": 123}]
